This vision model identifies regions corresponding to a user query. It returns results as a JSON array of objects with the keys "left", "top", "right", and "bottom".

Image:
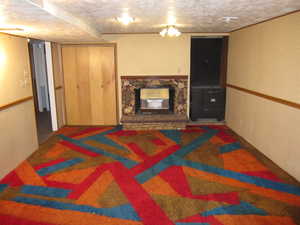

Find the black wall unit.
[
  {"left": 190, "top": 86, "right": 225, "bottom": 121},
  {"left": 190, "top": 37, "right": 228, "bottom": 121},
  {"left": 190, "top": 38, "right": 222, "bottom": 86}
]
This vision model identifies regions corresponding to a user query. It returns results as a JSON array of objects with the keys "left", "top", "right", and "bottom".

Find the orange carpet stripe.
[
  {"left": 76, "top": 171, "right": 114, "bottom": 207},
  {"left": 155, "top": 131, "right": 177, "bottom": 146},
  {"left": 55, "top": 127, "right": 81, "bottom": 135},
  {"left": 14, "top": 161, "right": 46, "bottom": 186},
  {"left": 183, "top": 166, "right": 300, "bottom": 206},
  {"left": 221, "top": 149, "right": 268, "bottom": 172},
  {"left": 210, "top": 136, "right": 226, "bottom": 145},
  {"left": 0, "top": 200, "right": 142, "bottom": 225},
  {"left": 73, "top": 127, "right": 112, "bottom": 139},
  {"left": 47, "top": 166, "right": 98, "bottom": 184},
  {"left": 45, "top": 143, "right": 68, "bottom": 159},
  {"left": 142, "top": 176, "right": 181, "bottom": 197},
  {"left": 215, "top": 215, "right": 297, "bottom": 225}
]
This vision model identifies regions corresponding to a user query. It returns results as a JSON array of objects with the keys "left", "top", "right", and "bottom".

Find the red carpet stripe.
[
  {"left": 127, "top": 143, "right": 149, "bottom": 160},
  {"left": 0, "top": 214, "right": 56, "bottom": 225},
  {"left": 60, "top": 140, "right": 99, "bottom": 157},
  {"left": 34, "top": 158, "right": 67, "bottom": 170},
  {"left": 109, "top": 162, "right": 175, "bottom": 225}
]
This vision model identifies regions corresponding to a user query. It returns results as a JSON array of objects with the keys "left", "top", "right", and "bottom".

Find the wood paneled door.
[{"left": 62, "top": 44, "right": 117, "bottom": 125}]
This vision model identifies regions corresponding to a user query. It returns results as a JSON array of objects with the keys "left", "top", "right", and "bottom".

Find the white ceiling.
[{"left": 1, "top": 0, "right": 300, "bottom": 42}]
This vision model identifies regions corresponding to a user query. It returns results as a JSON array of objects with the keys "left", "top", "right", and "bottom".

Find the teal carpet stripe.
[
  {"left": 13, "top": 196, "right": 140, "bottom": 221},
  {"left": 0, "top": 184, "right": 8, "bottom": 193},
  {"left": 178, "top": 159, "right": 300, "bottom": 196},
  {"left": 82, "top": 126, "right": 126, "bottom": 151},
  {"left": 201, "top": 201, "right": 267, "bottom": 216},
  {"left": 37, "top": 158, "right": 84, "bottom": 176},
  {"left": 59, "top": 135, "right": 137, "bottom": 168},
  {"left": 21, "top": 185, "right": 71, "bottom": 198},
  {"left": 136, "top": 130, "right": 217, "bottom": 183},
  {"left": 220, "top": 142, "right": 241, "bottom": 153}
]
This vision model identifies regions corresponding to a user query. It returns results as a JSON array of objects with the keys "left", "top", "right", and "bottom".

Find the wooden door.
[{"left": 62, "top": 44, "right": 117, "bottom": 125}]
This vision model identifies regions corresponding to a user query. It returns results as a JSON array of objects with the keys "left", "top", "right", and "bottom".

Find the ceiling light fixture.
[
  {"left": 160, "top": 25, "right": 181, "bottom": 37},
  {"left": 222, "top": 16, "right": 238, "bottom": 23},
  {"left": 117, "top": 13, "right": 134, "bottom": 25}
]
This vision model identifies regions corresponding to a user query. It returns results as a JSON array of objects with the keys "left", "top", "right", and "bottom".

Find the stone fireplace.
[{"left": 121, "top": 75, "right": 188, "bottom": 130}]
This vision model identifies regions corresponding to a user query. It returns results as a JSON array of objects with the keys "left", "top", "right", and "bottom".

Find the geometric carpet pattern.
[{"left": 0, "top": 125, "right": 300, "bottom": 225}]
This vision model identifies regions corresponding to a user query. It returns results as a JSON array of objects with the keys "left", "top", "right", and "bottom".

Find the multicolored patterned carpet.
[{"left": 0, "top": 125, "right": 300, "bottom": 225}]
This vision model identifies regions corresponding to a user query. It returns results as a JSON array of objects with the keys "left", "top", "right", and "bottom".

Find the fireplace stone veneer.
[{"left": 121, "top": 75, "right": 188, "bottom": 130}]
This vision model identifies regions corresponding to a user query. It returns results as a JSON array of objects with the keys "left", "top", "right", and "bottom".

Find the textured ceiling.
[{"left": 0, "top": 0, "right": 300, "bottom": 42}]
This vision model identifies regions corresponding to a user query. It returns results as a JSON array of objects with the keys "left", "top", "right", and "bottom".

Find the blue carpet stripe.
[
  {"left": 81, "top": 126, "right": 126, "bottom": 151},
  {"left": 37, "top": 158, "right": 84, "bottom": 176},
  {"left": 160, "top": 130, "right": 182, "bottom": 144},
  {"left": 59, "top": 135, "right": 137, "bottom": 168},
  {"left": 21, "top": 185, "right": 71, "bottom": 198},
  {"left": 220, "top": 142, "right": 241, "bottom": 153},
  {"left": 0, "top": 184, "right": 8, "bottom": 193},
  {"left": 173, "top": 130, "right": 218, "bottom": 158},
  {"left": 89, "top": 135, "right": 127, "bottom": 151},
  {"left": 202, "top": 201, "right": 267, "bottom": 216},
  {"left": 136, "top": 130, "right": 217, "bottom": 183},
  {"left": 178, "top": 159, "right": 300, "bottom": 196},
  {"left": 13, "top": 196, "right": 140, "bottom": 221}
]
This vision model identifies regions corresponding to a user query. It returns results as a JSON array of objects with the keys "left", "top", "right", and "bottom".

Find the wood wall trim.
[
  {"left": 121, "top": 75, "right": 188, "bottom": 80},
  {"left": 227, "top": 84, "right": 300, "bottom": 110},
  {"left": 55, "top": 86, "right": 63, "bottom": 90},
  {"left": 230, "top": 9, "right": 300, "bottom": 33},
  {"left": 0, "top": 96, "right": 33, "bottom": 111}
]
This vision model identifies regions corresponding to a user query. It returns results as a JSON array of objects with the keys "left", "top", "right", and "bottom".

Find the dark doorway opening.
[
  {"left": 190, "top": 37, "right": 228, "bottom": 121},
  {"left": 28, "top": 39, "right": 53, "bottom": 144}
]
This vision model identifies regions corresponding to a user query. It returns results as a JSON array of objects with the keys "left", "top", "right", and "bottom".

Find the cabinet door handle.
[{"left": 210, "top": 98, "right": 216, "bottom": 102}]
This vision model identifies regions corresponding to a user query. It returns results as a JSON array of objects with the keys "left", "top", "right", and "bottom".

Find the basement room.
[{"left": 0, "top": 0, "right": 300, "bottom": 224}]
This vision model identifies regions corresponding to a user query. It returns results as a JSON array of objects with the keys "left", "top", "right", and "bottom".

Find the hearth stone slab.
[{"left": 121, "top": 114, "right": 188, "bottom": 130}]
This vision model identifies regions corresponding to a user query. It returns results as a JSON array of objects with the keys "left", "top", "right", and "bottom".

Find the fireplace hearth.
[{"left": 121, "top": 75, "right": 188, "bottom": 130}]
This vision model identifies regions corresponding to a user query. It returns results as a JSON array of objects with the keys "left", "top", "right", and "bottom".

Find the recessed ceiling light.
[
  {"left": 222, "top": 17, "right": 238, "bottom": 23},
  {"left": 116, "top": 13, "right": 134, "bottom": 25}
]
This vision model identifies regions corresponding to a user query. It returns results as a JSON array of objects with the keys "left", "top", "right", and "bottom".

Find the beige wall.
[
  {"left": 102, "top": 33, "right": 228, "bottom": 119},
  {"left": 0, "top": 33, "right": 38, "bottom": 179},
  {"left": 226, "top": 12, "right": 300, "bottom": 180},
  {"left": 52, "top": 42, "right": 66, "bottom": 128}
]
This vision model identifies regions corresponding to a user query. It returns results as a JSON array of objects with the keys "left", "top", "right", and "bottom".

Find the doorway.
[{"left": 28, "top": 39, "right": 53, "bottom": 143}]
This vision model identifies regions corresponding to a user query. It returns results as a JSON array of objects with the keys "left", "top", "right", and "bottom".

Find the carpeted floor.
[{"left": 0, "top": 125, "right": 300, "bottom": 225}]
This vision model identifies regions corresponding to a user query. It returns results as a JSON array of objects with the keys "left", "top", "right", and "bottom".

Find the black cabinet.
[{"left": 190, "top": 86, "right": 225, "bottom": 121}]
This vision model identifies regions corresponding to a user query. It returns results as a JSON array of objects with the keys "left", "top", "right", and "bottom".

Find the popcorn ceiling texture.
[{"left": 1, "top": 0, "right": 300, "bottom": 41}]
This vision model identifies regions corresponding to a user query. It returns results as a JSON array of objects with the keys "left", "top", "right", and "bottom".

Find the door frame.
[
  {"left": 45, "top": 41, "right": 58, "bottom": 131},
  {"left": 28, "top": 40, "right": 59, "bottom": 134},
  {"left": 61, "top": 43, "right": 119, "bottom": 125}
]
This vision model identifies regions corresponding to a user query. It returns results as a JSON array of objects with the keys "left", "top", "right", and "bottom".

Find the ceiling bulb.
[
  {"left": 117, "top": 13, "right": 134, "bottom": 25},
  {"left": 160, "top": 25, "right": 181, "bottom": 37}
]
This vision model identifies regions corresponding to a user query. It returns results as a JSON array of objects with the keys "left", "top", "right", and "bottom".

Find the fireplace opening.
[{"left": 135, "top": 86, "right": 175, "bottom": 114}]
